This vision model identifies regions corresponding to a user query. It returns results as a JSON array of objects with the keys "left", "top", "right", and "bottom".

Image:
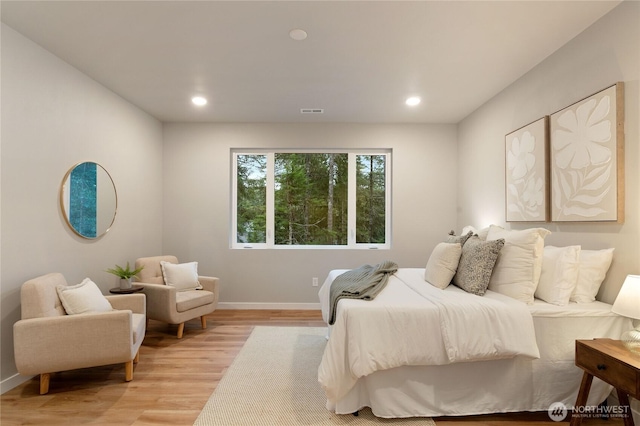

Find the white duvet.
[{"left": 318, "top": 268, "right": 540, "bottom": 402}]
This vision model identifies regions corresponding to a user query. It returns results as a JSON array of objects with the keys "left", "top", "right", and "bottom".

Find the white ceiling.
[{"left": 1, "top": 1, "right": 622, "bottom": 124}]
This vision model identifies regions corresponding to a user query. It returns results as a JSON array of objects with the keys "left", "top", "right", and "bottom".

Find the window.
[{"left": 232, "top": 149, "right": 391, "bottom": 249}]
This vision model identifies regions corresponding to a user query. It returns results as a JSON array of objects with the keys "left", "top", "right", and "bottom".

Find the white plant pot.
[{"left": 119, "top": 278, "right": 132, "bottom": 290}]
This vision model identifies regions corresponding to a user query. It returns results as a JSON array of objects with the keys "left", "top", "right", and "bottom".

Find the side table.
[
  {"left": 572, "top": 338, "right": 640, "bottom": 426},
  {"left": 109, "top": 285, "right": 144, "bottom": 294}
]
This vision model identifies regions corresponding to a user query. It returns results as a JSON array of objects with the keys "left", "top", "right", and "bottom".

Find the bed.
[{"left": 317, "top": 267, "right": 632, "bottom": 418}]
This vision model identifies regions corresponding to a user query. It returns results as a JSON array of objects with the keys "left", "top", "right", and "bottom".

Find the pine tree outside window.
[{"left": 232, "top": 149, "right": 391, "bottom": 249}]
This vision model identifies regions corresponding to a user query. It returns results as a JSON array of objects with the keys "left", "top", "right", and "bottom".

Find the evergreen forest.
[{"left": 236, "top": 153, "right": 386, "bottom": 245}]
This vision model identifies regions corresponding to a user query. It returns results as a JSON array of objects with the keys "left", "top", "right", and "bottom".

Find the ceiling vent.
[{"left": 300, "top": 108, "right": 324, "bottom": 114}]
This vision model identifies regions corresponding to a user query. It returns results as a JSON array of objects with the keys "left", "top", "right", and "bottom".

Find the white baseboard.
[
  {"left": 217, "top": 302, "right": 321, "bottom": 310},
  {"left": 1, "top": 373, "right": 33, "bottom": 395}
]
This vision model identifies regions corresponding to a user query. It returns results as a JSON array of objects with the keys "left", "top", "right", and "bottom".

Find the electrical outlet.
[{"left": 312, "top": 277, "right": 319, "bottom": 287}]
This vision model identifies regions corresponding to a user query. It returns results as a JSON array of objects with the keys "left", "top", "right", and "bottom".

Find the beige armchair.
[
  {"left": 135, "top": 256, "right": 219, "bottom": 338},
  {"left": 13, "top": 273, "right": 146, "bottom": 394}
]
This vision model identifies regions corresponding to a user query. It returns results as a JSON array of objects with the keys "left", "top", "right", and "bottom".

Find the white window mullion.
[
  {"left": 231, "top": 152, "right": 239, "bottom": 248},
  {"left": 384, "top": 152, "right": 391, "bottom": 247},
  {"left": 266, "top": 153, "right": 275, "bottom": 247},
  {"left": 347, "top": 152, "right": 357, "bottom": 247}
]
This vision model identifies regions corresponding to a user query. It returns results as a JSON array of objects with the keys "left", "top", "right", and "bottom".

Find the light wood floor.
[{"left": 0, "top": 309, "right": 624, "bottom": 425}]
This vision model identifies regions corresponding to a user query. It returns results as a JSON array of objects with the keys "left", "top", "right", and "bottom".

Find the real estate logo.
[
  {"left": 548, "top": 402, "right": 630, "bottom": 422},
  {"left": 548, "top": 402, "right": 568, "bottom": 422}
]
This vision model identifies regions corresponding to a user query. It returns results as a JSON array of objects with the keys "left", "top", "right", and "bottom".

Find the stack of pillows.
[{"left": 424, "top": 224, "right": 614, "bottom": 305}]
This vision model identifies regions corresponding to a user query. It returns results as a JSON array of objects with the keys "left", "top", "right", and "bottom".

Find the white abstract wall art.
[
  {"left": 550, "top": 82, "right": 625, "bottom": 222},
  {"left": 505, "top": 117, "right": 549, "bottom": 222}
]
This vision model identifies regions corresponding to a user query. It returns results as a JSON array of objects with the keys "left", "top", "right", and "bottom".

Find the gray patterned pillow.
[
  {"left": 453, "top": 236, "right": 505, "bottom": 296},
  {"left": 446, "top": 230, "right": 474, "bottom": 246}
]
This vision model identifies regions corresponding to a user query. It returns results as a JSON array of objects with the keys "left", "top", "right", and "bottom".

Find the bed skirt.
[{"left": 328, "top": 356, "right": 612, "bottom": 418}]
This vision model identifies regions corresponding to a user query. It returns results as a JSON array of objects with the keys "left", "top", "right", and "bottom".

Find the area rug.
[{"left": 194, "top": 326, "right": 435, "bottom": 425}]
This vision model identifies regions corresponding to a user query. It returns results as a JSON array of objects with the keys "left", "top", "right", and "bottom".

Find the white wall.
[
  {"left": 0, "top": 24, "right": 164, "bottom": 389},
  {"left": 457, "top": 2, "right": 640, "bottom": 304},
  {"left": 162, "top": 123, "right": 458, "bottom": 305}
]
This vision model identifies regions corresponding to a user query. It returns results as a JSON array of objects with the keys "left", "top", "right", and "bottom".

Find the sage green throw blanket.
[{"left": 328, "top": 260, "right": 398, "bottom": 325}]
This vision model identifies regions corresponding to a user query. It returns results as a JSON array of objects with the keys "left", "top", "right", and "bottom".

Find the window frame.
[{"left": 231, "top": 148, "right": 391, "bottom": 250}]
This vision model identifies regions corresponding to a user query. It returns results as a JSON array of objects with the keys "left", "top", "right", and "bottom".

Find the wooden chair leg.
[
  {"left": 201, "top": 316, "right": 207, "bottom": 329},
  {"left": 134, "top": 350, "right": 140, "bottom": 364},
  {"left": 125, "top": 360, "right": 133, "bottom": 382},
  {"left": 39, "top": 373, "right": 50, "bottom": 395},
  {"left": 177, "top": 322, "right": 185, "bottom": 339}
]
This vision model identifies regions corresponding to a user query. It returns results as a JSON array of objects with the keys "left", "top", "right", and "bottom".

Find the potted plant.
[{"left": 106, "top": 262, "right": 144, "bottom": 290}]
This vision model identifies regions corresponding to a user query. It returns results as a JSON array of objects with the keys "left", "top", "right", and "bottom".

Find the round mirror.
[{"left": 60, "top": 162, "right": 117, "bottom": 239}]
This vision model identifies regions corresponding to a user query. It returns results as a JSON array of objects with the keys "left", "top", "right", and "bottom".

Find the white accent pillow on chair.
[
  {"left": 56, "top": 278, "right": 113, "bottom": 315},
  {"left": 160, "top": 261, "right": 203, "bottom": 291}
]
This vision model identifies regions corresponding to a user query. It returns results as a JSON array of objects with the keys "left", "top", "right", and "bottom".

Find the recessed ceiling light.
[
  {"left": 289, "top": 28, "right": 308, "bottom": 41},
  {"left": 405, "top": 96, "right": 421, "bottom": 106},
  {"left": 192, "top": 96, "right": 207, "bottom": 106}
]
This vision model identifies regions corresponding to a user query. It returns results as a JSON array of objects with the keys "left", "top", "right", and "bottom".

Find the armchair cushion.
[
  {"left": 56, "top": 278, "right": 113, "bottom": 315},
  {"left": 160, "top": 261, "right": 202, "bottom": 291},
  {"left": 106, "top": 294, "right": 146, "bottom": 344},
  {"left": 131, "top": 313, "right": 146, "bottom": 344},
  {"left": 176, "top": 290, "right": 215, "bottom": 313}
]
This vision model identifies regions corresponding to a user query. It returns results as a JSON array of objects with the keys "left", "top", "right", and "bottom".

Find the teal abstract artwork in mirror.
[
  {"left": 70, "top": 162, "right": 97, "bottom": 237},
  {"left": 60, "top": 162, "right": 117, "bottom": 239}
]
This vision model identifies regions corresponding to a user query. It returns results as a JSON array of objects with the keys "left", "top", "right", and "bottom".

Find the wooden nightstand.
[{"left": 572, "top": 339, "right": 640, "bottom": 426}]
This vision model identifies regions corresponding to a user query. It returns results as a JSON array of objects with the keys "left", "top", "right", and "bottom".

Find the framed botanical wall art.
[
  {"left": 550, "top": 82, "right": 625, "bottom": 222},
  {"left": 505, "top": 117, "right": 549, "bottom": 222}
]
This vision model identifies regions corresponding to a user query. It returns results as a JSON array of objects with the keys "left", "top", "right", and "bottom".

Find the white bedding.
[
  {"left": 318, "top": 268, "right": 540, "bottom": 402},
  {"left": 318, "top": 268, "right": 632, "bottom": 418}
]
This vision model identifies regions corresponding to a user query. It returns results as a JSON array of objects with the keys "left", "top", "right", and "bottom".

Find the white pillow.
[
  {"left": 160, "top": 261, "right": 202, "bottom": 291},
  {"left": 476, "top": 226, "right": 491, "bottom": 241},
  {"left": 571, "top": 248, "right": 614, "bottom": 303},
  {"left": 56, "top": 278, "right": 113, "bottom": 315},
  {"left": 461, "top": 225, "right": 477, "bottom": 237},
  {"left": 535, "top": 245, "right": 581, "bottom": 306},
  {"left": 460, "top": 225, "right": 490, "bottom": 240},
  {"left": 486, "top": 225, "right": 551, "bottom": 304},
  {"left": 424, "top": 242, "right": 462, "bottom": 289}
]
